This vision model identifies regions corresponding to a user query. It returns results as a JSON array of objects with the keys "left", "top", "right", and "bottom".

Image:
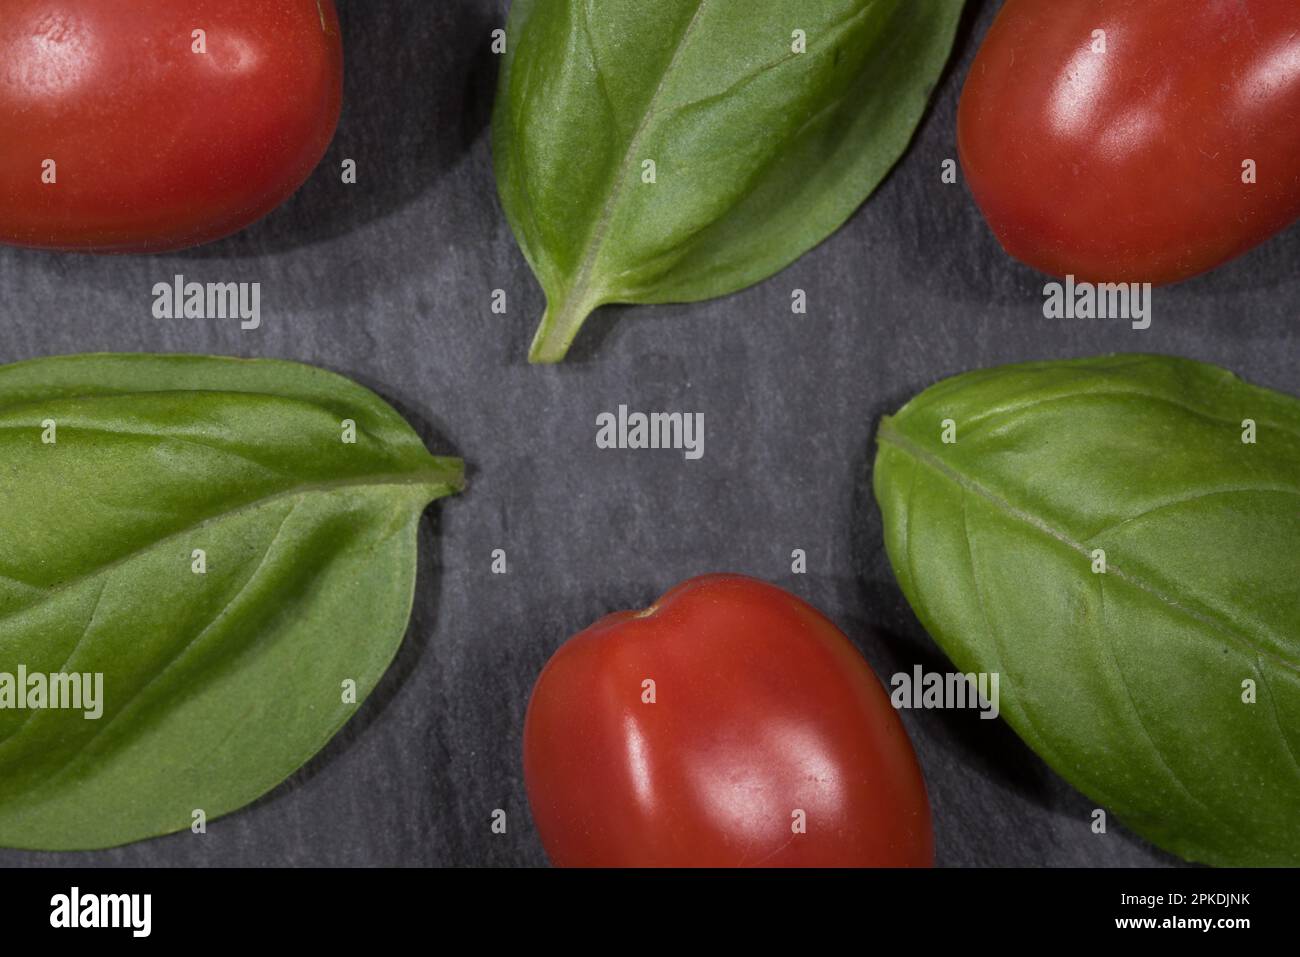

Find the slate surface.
[{"left": 1, "top": 0, "right": 1295, "bottom": 869}]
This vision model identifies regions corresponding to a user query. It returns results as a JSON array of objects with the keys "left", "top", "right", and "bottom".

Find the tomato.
[
  {"left": 523, "top": 575, "right": 933, "bottom": 867},
  {"left": 958, "top": 0, "right": 1300, "bottom": 285},
  {"left": 0, "top": 0, "right": 343, "bottom": 252}
]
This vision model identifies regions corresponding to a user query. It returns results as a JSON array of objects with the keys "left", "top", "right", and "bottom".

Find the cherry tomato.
[
  {"left": 0, "top": 0, "right": 343, "bottom": 252},
  {"left": 958, "top": 0, "right": 1300, "bottom": 285},
  {"left": 524, "top": 575, "right": 933, "bottom": 867}
]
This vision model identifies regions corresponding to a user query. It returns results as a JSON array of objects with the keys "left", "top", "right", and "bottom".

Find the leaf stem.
[{"left": 528, "top": 294, "right": 601, "bottom": 364}]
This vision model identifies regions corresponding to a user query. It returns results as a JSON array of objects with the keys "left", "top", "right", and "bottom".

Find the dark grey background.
[{"left": 1, "top": 0, "right": 1295, "bottom": 868}]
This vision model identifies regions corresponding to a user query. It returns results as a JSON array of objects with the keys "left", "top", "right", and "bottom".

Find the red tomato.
[
  {"left": 524, "top": 575, "right": 933, "bottom": 867},
  {"left": 958, "top": 0, "right": 1300, "bottom": 285},
  {"left": 0, "top": 0, "right": 343, "bottom": 252}
]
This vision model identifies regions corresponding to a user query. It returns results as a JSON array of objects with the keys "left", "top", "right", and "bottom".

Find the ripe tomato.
[
  {"left": 0, "top": 0, "right": 343, "bottom": 252},
  {"left": 524, "top": 575, "right": 933, "bottom": 867},
  {"left": 958, "top": 0, "right": 1300, "bottom": 285}
]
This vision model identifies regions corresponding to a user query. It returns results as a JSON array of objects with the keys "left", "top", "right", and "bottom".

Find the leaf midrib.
[
  {"left": 556, "top": 0, "right": 709, "bottom": 312},
  {"left": 956, "top": 387, "right": 1300, "bottom": 449},
  {"left": 0, "top": 466, "right": 459, "bottom": 634},
  {"left": 878, "top": 421, "right": 1300, "bottom": 675}
]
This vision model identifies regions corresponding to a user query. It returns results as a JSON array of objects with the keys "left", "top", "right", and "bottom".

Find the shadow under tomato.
[{"left": 181, "top": 0, "right": 504, "bottom": 259}]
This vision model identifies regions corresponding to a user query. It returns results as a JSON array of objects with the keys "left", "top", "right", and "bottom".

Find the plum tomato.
[
  {"left": 0, "top": 0, "right": 343, "bottom": 252},
  {"left": 958, "top": 0, "right": 1300, "bottom": 285},
  {"left": 523, "top": 574, "right": 933, "bottom": 867}
]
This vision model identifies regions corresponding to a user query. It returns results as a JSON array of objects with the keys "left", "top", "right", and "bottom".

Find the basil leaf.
[
  {"left": 873, "top": 355, "right": 1300, "bottom": 866},
  {"left": 494, "top": 0, "right": 964, "bottom": 362},
  {"left": 0, "top": 354, "right": 463, "bottom": 850}
]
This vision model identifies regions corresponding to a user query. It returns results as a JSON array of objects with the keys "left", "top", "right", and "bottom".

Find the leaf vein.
[
  {"left": 1086, "top": 486, "right": 1300, "bottom": 543},
  {"left": 960, "top": 488, "right": 1058, "bottom": 759},
  {"left": 1255, "top": 660, "right": 1300, "bottom": 776},
  {"left": 0, "top": 581, "right": 108, "bottom": 750},
  {"left": 0, "top": 467, "right": 458, "bottom": 633},
  {"left": 962, "top": 389, "right": 1300, "bottom": 448},
  {"left": 28, "top": 501, "right": 302, "bottom": 791},
  {"left": 878, "top": 423, "right": 1300, "bottom": 675},
  {"left": 1094, "top": 575, "right": 1267, "bottom": 854},
  {"left": 0, "top": 424, "right": 294, "bottom": 480}
]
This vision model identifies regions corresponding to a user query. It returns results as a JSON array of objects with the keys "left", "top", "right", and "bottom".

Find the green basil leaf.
[
  {"left": 494, "top": 0, "right": 964, "bottom": 362},
  {"left": 0, "top": 354, "right": 463, "bottom": 850},
  {"left": 873, "top": 354, "right": 1300, "bottom": 867}
]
